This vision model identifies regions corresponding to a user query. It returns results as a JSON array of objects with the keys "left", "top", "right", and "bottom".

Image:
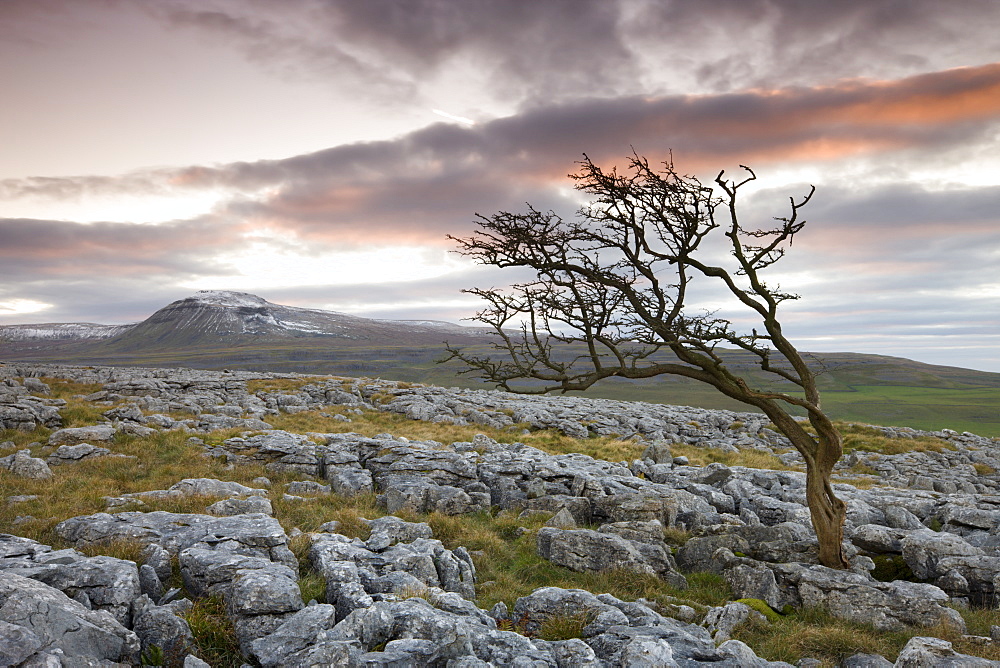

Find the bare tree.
[{"left": 445, "top": 152, "right": 850, "bottom": 569}]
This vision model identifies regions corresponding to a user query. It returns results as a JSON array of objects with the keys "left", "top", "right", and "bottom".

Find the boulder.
[
  {"left": 894, "top": 636, "right": 1000, "bottom": 667},
  {"left": 21, "top": 378, "right": 50, "bottom": 395},
  {"left": 901, "top": 530, "right": 983, "bottom": 580},
  {"left": 703, "top": 601, "right": 759, "bottom": 643},
  {"left": 795, "top": 565, "right": 964, "bottom": 631},
  {"left": 537, "top": 527, "right": 686, "bottom": 586},
  {"left": 249, "top": 604, "right": 360, "bottom": 668},
  {"left": 207, "top": 495, "right": 274, "bottom": 516},
  {"left": 0, "top": 449, "right": 52, "bottom": 479},
  {"left": 46, "top": 443, "right": 116, "bottom": 465},
  {"left": 364, "top": 516, "right": 434, "bottom": 551},
  {"left": 326, "top": 466, "right": 375, "bottom": 497},
  {"left": 48, "top": 424, "right": 117, "bottom": 446},
  {"left": 511, "top": 587, "right": 629, "bottom": 637},
  {"left": 132, "top": 595, "right": 195, "bottom": 664},
  {"left": 55, "top": 511, "right": 297, "bottom": 568},
  {"left": 0, "top": 571, "right": 140, "bottom": 665}
]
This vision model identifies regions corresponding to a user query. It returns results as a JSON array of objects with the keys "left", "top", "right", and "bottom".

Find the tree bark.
[
  {"left": 805, "top": 437, "right": 850, "bottom": 569},
  {"left": 762, "top": 405, "right": 849, "bottom": 569}
]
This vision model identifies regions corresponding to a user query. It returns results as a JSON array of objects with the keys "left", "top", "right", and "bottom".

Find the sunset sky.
[{"left": 2, "top": 0, "right": 1000, "bottom": 371}]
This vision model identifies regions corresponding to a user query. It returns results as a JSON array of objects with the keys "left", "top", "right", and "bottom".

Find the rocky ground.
[{"left": 3, "top": 362, "right": 1000, "bottom": 666}]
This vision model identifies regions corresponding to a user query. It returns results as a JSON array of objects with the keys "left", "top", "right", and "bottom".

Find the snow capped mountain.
[
  {"left": 187, "top": 290, "right": 271, "bottom": 309},
  {"left": 0, "top": 291, "right": 487, "bottom": 348}
]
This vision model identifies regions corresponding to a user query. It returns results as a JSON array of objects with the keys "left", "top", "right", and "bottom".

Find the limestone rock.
[
  {"left": 46, "top": 443, "right": 117, "bottom": 466},
  {"left": 0, "top": 571, "right": 140, "bottom": 665},
  {"left": 537, "top": 526, "right": 684, "bottom": 583},
  {"left": 795, "top": 565, "right": 965, "bottom": 632},
  {"left": 703, "top": 602, "right": 760, "bottom": 643},
  {"left": 902, "top": 530, "right": 984, "bottom": 580},
  {"left": 55, "top": 510, "right": 296, "bottom": 568},
  {"left": 207, "top": 495, "right": 274, "bottom": 516},
  {"left": 48, "top": 424, "right": 117, "bottom": 446},
  {"left": 894, "top": 636, "right": 1000, "bottom": 667},
  {"left": 0, "top": 449, "right": 52, "bottom": 479}
]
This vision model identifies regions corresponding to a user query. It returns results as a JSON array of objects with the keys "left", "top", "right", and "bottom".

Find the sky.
[{"left": 2, "top": 0, "right": 1000, "bottom": 371}]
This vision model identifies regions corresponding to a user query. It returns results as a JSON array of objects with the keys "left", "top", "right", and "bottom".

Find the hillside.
[{"left": 3, "top": 290, "right": 1000, "bottom": 436}]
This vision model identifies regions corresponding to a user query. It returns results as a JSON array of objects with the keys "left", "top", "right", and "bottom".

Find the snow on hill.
[
  {"left": 1, "top": 290, "right": 488, "bottom": 344},
  {"left": 0, "top": 322, "right": 134, "bottom": 341}
]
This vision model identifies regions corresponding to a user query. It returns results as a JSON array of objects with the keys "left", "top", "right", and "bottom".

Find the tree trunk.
[
  {"left": 760, "top": 405, "right": 849, "bottom": 569},
  {"left": 805, "top": 452, "right": 850, "bottom": 569}
]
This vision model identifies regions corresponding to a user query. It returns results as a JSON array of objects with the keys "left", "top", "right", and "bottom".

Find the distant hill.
[
  {"left": 0, "top": 322, "right": 133, "bottom": 341},
  {"left": 1, "top": 290, "right": 489, "bottom": 354},
  {"left": 3, "top": 290, "right": 1000, "bottom": 435}
]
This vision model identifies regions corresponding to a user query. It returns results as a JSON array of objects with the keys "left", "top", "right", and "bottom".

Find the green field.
[
  {"left": 820, "top": 385, "right": 1000, "bottom": 436},
  {"left": 6, "top": 338, "right": 1000, "bottom": 437}
]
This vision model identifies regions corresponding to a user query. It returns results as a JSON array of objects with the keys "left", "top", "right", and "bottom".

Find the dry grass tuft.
[
  {"left": 185, "top": 595, "right": 243, "bottom": 668},
  {"left": 75, "top": 536, "right": 149, "bottom": 563},
  {"left": 245, "top": 377, "right": 327, "bottom": 393},
  {"left": 670, "top": 442, "right": 797, "bottom": 471}
]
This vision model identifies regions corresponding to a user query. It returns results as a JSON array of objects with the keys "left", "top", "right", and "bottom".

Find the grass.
[
  {"left": 246, "top": 377, "right": 331, "bottom": 393},
  {"left": 185, "top": 595, "right": 243, "bottom": 668},
  {"left": 821, "top": 385, "right": 1000, "bottom": 438},
  {"left": 669, "top": 442, "right": 797, "bottom": 470},
  {"left": 272, "top": 493, "right": 381, "bottom": 537},
  {"left": 733, "top": 605, "right": 1000, "bottom": 666},
  {"left": 39, "top": 377, "right": 105, "bottom": 399},
  {"left": 0, "top": 427, "right": 282, "bottom": 546},
  {"left": 537, "top": 610, "right": 595, "bottom": 640},
  {"left": 421, "top": 510, "right": 731, "bottom": 615},
  {"left": 75, "top": 536, "right": 149, "bottom": 563},
  {"left": 838, "top": 423, "right": 953, "bottom": 456}
]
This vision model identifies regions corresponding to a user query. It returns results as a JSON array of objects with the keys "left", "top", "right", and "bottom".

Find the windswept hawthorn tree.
[{"left": 445, "top": 152, "right": 849, "bottom": 569}]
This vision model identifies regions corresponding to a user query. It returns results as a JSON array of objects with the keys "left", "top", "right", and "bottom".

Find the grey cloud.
[
  {"left": 627, "top": 0, "right": 1000, "bottom": 93},
  {"left": 149, "top": 0, "right": 638, "bottom": 108},
  {"left": 143, "top": 0, "right": 1000, "bottom": 109},
  {"left": 798, "top": 182, "right": 1000, "bottom": 227},
  {"left": 155, "top": 3, "right": 418, "bottom": 102},
  {"left": 0, "top": 217, "right": 242, "bottom": 279},
  {"left": 0, "top": 279, "right": 195, "bottom": 326},
  {"left": 0, "top": 173, "right": 176, "bottom": 200},
  {"left": 8, "top": 61, "right": 1000, "bottom": 218},
  {"left": 229, "top": 65, "right": 1000, "bottom": 243}
]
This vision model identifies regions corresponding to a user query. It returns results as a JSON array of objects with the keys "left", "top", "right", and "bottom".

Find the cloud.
[
  {"left": 0, "top": 217, "right": 243, "bottom": 279},
  {"left": 153, "top": 2, "right": 419, "bottom": 102},
  {"left": 187, "top": 63, "right": 1000, "bottom": 246},
  {"left": 8, "top": 61, "right": 1000, "bottom": 210},
  {"left": 148, "top": 0, "right": 639, "bottom": 108},
  {"left": 141, "top": 0, "right": 1000, "bottom": 110},
  {"left": 626, "top": 0, "right": 1000, "bottom": 93}
]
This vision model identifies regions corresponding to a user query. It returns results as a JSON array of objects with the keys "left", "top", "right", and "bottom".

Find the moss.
[
  {"left": 735, "top": 598, "right": 783, "bottom": 623},
  {"left": 870, "top": 554, "right": 917, "bottom": 582}
]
